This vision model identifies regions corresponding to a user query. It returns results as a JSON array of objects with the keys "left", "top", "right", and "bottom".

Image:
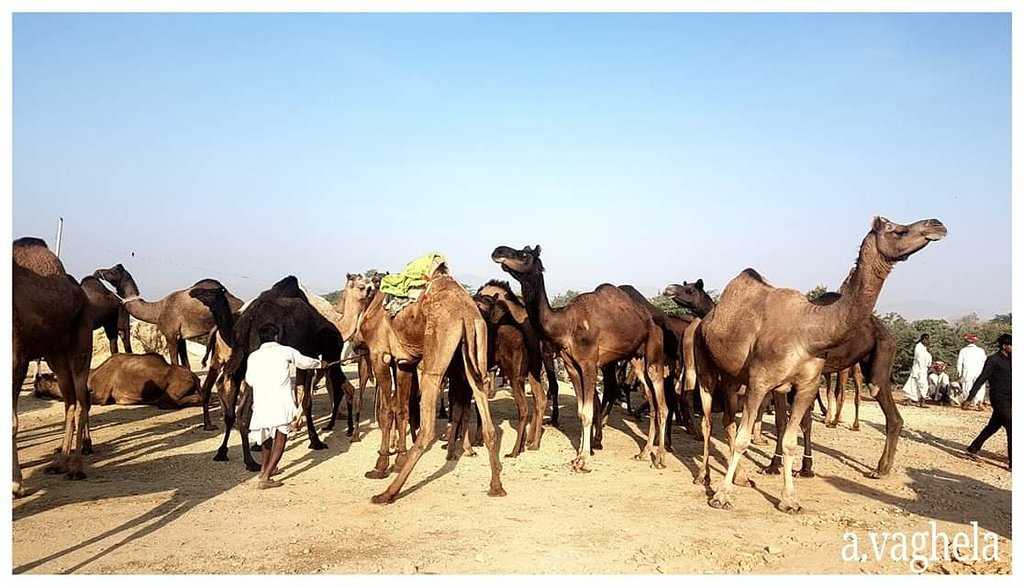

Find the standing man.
[
  {"left": 903, "top": 333, "right": 932, "bottom": 408},
  {"left": 957, "top": 333, "right": 988, "bottom": 409},
  {"left": 963, "top": 333, "right": 1011, "bottom": 469},
  {"left": 245, "top": 323, "right": 325, "bottom": 489}
]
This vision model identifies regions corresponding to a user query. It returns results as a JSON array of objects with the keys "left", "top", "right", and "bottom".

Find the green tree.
[
  {"left": 552, "top": 290, "right": 580, "bottom": 308},
  {"left": 649, "top": 295, "right": 690, "bottom": 317},
  {"left": 805, "top": 284, "right": 828, "bottom": 302}
]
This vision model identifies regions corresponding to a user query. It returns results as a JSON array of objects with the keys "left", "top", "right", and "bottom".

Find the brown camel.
[
  {"left": 476, "top": 279, "right": 561, "bottom": 442},
  {"left": 35, "top": 354, "right": 203, "bottom": 408},
  {"left": 93, "top": 264, "right": 242, "bottom": 369},
  {"left": 357, "top": 264, "right": 504, "bottom": 503},
  {"left": 13, "top": 237, "right": 94, "bottom": 496},
  {"left": 696, "top": 216, "right": 945, "bottom": 513},
  {"left": 491, "top": 245, "right": 670, "bottom": 471},
  {"left": 473, "top": 292, "right": 533, "bottom": 457},
  {"left": 80, "top": 274, "right": 133, "bottom": 354}
]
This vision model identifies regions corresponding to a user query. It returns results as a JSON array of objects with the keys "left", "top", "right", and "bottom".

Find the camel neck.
[
  {"left": 124, "top": 297, "right": 165, "bottom": 324},
  {"left": 118, "top": 273, "right": 140, "bottom": 298},
  {"left": 519, "top": 270, "right": 568, "bottom": 343},
  {"left": 819, "top": 233, "right": 892, "bottom": 344},
  {"left": 336, "top": 289, "right": 365, "bottom": 341},
  {"left": 209, "top": 299, "right": 235, "bottom": 341},
  {"left": 695, "top": 295, "right": 716, "bottom": 319}
]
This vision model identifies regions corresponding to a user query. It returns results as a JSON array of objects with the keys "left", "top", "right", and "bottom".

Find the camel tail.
[
  {"left": 463, "top": 317, "right": 491, "bottom": 392},
  {"left": 682, "top": 318, "right": 701, "bottom": 393}
]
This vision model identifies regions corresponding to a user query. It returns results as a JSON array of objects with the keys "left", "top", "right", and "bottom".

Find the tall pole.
[{"left": 54, "top": 217, "right": 64, "bottom": 259}]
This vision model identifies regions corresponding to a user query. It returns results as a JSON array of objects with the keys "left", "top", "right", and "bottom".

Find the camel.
[
  {"left": 192, "top": 277, "right": 355, "bottom": 471},
  {"left": 356, "top": 264, "right": 504, "bottom": 503},
  {"left": 667, "top": 278, "right": 901, "bottom": 481},
  {"left": 476, "top": 279, "right": 561, "bottom": 442},
  {"left": 13, "top": 237, "right": 94, "bottom": 496},
  {"left": 35, "top": 353, "right": 203, "bottom": 408},
  {"left": 473, "top": 292, "right": 534, "bottom": 457},
  {"left": 616, "top": 285, "right": 694, "bottom": 447},
  {"left": 695, "top": 216, "right": 945, "bottom": 513},
  {"left": 93, "top": 264, "right": 242, "bottom": 369},
  {"left": 80, "top": 274, "right": 133, "bottom": 354},
  {"left": 491, "top": 245, "right": 670, "bottom": 471}
]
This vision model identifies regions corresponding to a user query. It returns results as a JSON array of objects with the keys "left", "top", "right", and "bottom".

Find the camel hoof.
[
  {"left": 799, "top": 468, "right": 815, "bottom": 478},
  {"left": 202, "top": 424, "right": 218, "bottom": 432},
  {"left": 592, "top": 440, "right": 603, "bottom": 451},
  {"left": 504, "top": 451, "right": 520, "bottom": 459},
  {"left": 245, "top": 461, "right": 261, "bottom": 473},
  {"left": 364, "top": 469, "right": 388, "bottom": 480},
  {"left": 761, "top": 464, "right": 782, "bottom": 476},
  {"left": 394, "top": 455, "right": 408, "bottom": 469},
  {"left": 777, "top": 499, "right": 803, "bottom": 514},
  {"left": 851, "top": 423, "right": 861, "bottom": 431},
  {"left": 751, "top": 436, "right": 768, "bottom": 446},
  {"left": 526, "top": 442, "right": 541, "bottom": 451},
  {"left": 488, "top": 486, "right": 507, "bottom": 497},
  {"left": 308, "top": 440, "right": 328, "bottom": 450},
  {"left": 349, "top": 434, "right": 361, "bottom": 443},
  {"left": 464, "top": 449, "right": 478, "bottom": 458},
  {"left": 64, "top": 470, "right": 87, "bottom": 481},
  {"left": 371, "top": 492, "right": 395, "bottom": 505},
  {"left": 322, "top": 423, "right": 335, "bottom": 432},
  {"left": 866, "top": 469, "right": 886, "bottom": 480},
  {"left": 709, "top": 492, "right": 733, "bottom": 510},
  {"left": 693, "top": 475, "right": 710, "bottom": 486},
  {"left": 651, "top": 459, "right": 667, "bottom": 470},
  {"left": 12, "top": 482, "right": 25, "bottom": 498},
  {"left": 213, "top": 450, "right": 229, "bottom": 462},
  {"left": 570, "top": 458, "right": 591, "bottom": 473},
  {"left": 825, "top": 422, "right": 837, "bottom": 428},
  {"left": 43, "top": 464, "right": 66, "bottom": 475}
]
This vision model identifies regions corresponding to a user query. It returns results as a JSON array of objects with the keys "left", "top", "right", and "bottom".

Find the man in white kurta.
[
  {"left": 957, "top": 334, "right": 988, "bottom": 408},
  {"left": 902, "top": 334, "right": 932, "bottom": 407},
  {"left": 245, "top": 323, "right": 324, "bottom": 489}
]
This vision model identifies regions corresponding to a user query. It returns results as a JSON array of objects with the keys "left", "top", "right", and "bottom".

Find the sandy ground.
[{"left": 12, "top": 370, "right": 1012, "bottom": 575}]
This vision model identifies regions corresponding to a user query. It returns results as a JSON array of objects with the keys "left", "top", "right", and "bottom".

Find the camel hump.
[
  {"left": 810, "top": 292, "right": 843, "bottom": 306},
  {"left": 268, "top": 276, "right": 308, "bottom": 302},
  {"left": 740, "top": 268, "right": 768, "bottom": 284},
  {"left": 13, "top": 237, "right": 66, "bottom": 277}
]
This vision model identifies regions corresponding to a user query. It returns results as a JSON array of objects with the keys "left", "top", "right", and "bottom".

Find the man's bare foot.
[{"left": 258, "top": 478, "right": 284, "bottom": 490}]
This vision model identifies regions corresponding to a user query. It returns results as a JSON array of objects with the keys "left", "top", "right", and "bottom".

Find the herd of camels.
[{"left": 13, "top": 215, "right": 948, "bottom": 513}]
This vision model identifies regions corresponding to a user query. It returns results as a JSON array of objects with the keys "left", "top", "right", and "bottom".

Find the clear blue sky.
[{"left": 13, "top": 13, "right": 1010, "bottom": 319}]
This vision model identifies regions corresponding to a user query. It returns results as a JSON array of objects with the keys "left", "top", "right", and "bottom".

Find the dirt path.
[{"left": 13, "top": 374, "right": 1012, "bottom": 574}]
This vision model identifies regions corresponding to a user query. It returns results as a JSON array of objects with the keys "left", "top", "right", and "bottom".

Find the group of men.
[{"left": 902, "top": 331, "right": 1012, "bottom": 469}]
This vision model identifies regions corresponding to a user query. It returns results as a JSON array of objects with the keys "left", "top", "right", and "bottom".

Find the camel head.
[
  {"left": 870, "top": 217, "right": 947, "bottom": 263},
  {"left": 473, "top": 293, "right": 510, "bottom": 325},
  {"left": 663, "top": 279, "right": 714, "bottom": 315},
  {"left": 491, "top": 245, "right": 543, "bottom": 280},
  {"left": 341, "top": 273, "right": 375, "bottom": 312},
  {"left": 93, "top": 263, "right": 134, "bottom": 294},
  {"left": 189, "top": 286, "right": 233, "bottom": 328}
]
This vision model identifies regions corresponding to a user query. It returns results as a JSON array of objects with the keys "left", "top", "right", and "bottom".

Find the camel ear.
[
  {"left": 533, "top": 245, "right": 542, "bottom": 256},
  {"left": 696, "top": 279, "right": 704, "bottom": 290},
  {"left": 872, "top": 216, "right": 894, "bottom": 232}
]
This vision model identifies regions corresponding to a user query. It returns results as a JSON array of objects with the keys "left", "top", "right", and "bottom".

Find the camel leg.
[
  {"left": 467, "top": 368, "right": 505, "bottom": 497},
  {"left": 200, "top": 364, "right": 220, "bottom": 431},
  {"left": 721, "top": 383, "right": 749, "bottom": 487},
  {"left": 647, "top": 356, "right": 669, "bottom": 468},
  {"left": 693, "top": 382, "right": 715, "bottom": 485},
  {"left": 506, "top": 371, "right": 529, "bottom": 458},
  {"left": 571, "top": 363, "right": 598, "bottom": 472},
  {"left": 177, "top": 338, "right": 190, "bottom": 371},
  {"left": 349, "top": 358, "right": 372, "bottom": 441},
  {"left": 299, "top": 371, "right": 327, "bottom": 450},
  {"left": 119, "top": 311, "right": 133, "bottom": 354},
  {"left": 213, "top": 377, "right": 238, "bottom": 462},
  {"left": 525, "top": 372, "right": 545, "bottom": 450},
  {"left": 166, "top": 333, "right": 180, "bottom": 366},
  {"left": 798, "top": 399, "right": 814, "bottom": 477},
  {"left": 544, "top": 355, "right": 560, "bottom": 427},
  {"left": 366, "top": 356, "right": 396, "bottom": 478},
  {"left": 632, "top": 358, "right": 657, "bottom": 463},
  {"left": 709, "top": 382, "right": 764, "bottom": 510},
  {"left": 778, "top": 381, "right": 817, "bottom": 513},
  {"left": 393, "top": 368, "right": 416, "bottom": 467},
  {"left": 751, "top": 394, "right": 769, "bottom": 445},
  {"left": 235, "top": 383, "right": 260, "bottom": 471},
  {"left": 763, "top": 392, "right": 788, "bottom": 476},
  {"left": 595, "top": 363, "right": 621, "bottom": 450},
  {"left": 823, "top": 373, "right": 836, "bottom": 426},
  {"left": 104, "top": 323, "right": 119, "bottom": 355},
  {"left": 851, "top": 367, "right": 863, "bottom": 431},
  {"left": 871, "top": 381, "right": 903, "bottom": 478},
  {"left": 44, "top": 357, "right": 77, "bottom": 476},
  {"left": 12, "top": 354, "right": 30, "bottom": 496}
]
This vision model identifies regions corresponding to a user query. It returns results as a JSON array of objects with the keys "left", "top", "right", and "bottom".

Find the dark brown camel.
[
  {"left": 824, "top": 365, "right": 863, "bottom": 431},
  {"left": 35, "top": 353, "right": 203, "bottom": 408},
  {"left": 491, "top": 245, "right": 670, "bottom": 471},
  {"left": 356, "top": 265, "right": 504, "bottom": 503},
  {"left": 474, "top": 292, "right": 533, "bottom": 457},
  {"left": 696, "top": 217, "right": 945, "bottom": 512},
  {"left": 93, "top": 264, "right": 242, "bottom": 369},
  {"left": 80, "top": 275, "right": 133, "bottom": 354},
  {"left": 476, "top": 279, "right": 561, "bottom": 442},
  {"left": 191, "top": 278, "right": 354, "bottom": 472},
  {"left": 13, "top": 237, "right": 94, "bottom": 496}
]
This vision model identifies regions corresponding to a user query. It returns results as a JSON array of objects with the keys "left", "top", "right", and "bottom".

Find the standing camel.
[
  {"left": 192, "top": 278, "right": 354, "bottom": 471},
  {"left": 695, "top": 217, "right": 945, "bottom": 512},
  {"left": 80, "top": 274, "right": 133, "bottom": 354},
  {"left": 491, "top": 245, "right": 670, "bottom": 471},
  {"left": 93, "top": 264, "right": 242, "bottom": 369},
  {"left": 13, "top": 237, "right": 94, "bottom": 496},
  {"left": 357, "top": 264, "right": 504, "bottom": 503},
  {"left": 476, "top": 279, "right": 561, "bottom": 443},
  {"left": 824, "top": 365, "right": 863, "bottom": 430}
]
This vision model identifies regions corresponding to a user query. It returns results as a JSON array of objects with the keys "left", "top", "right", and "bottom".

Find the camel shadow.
[
  {"left": 823, "top": 467, "right": 1011, "bottom": 539},
  {"left": 862, "top": 419, "right": 1008, "bottom": 465}
]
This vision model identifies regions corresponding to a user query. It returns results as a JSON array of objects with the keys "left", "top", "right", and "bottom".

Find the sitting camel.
[
  {"left": 35, "top": 353, "right": 203, "bottom": 408},
  {"left": 193, "top": 278, "right": 355, "bottom": 471},
  {"left": 80, "top": 274, "right": 133, "bottom": 354},
  {"left": 695, "top": 216, "right": 945, "bottom": 513},
  {"left": 13, "top": 237, "right": 94, "bottom": 496},
  {"left": 93, "top": 264, "right": 243, "bottom": 369},
  {"left": 354, "top": 262, "right": 503, "bottom": 503},
  {"left": 491, "top": 245, "right": 670, "bottom": 471}
]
